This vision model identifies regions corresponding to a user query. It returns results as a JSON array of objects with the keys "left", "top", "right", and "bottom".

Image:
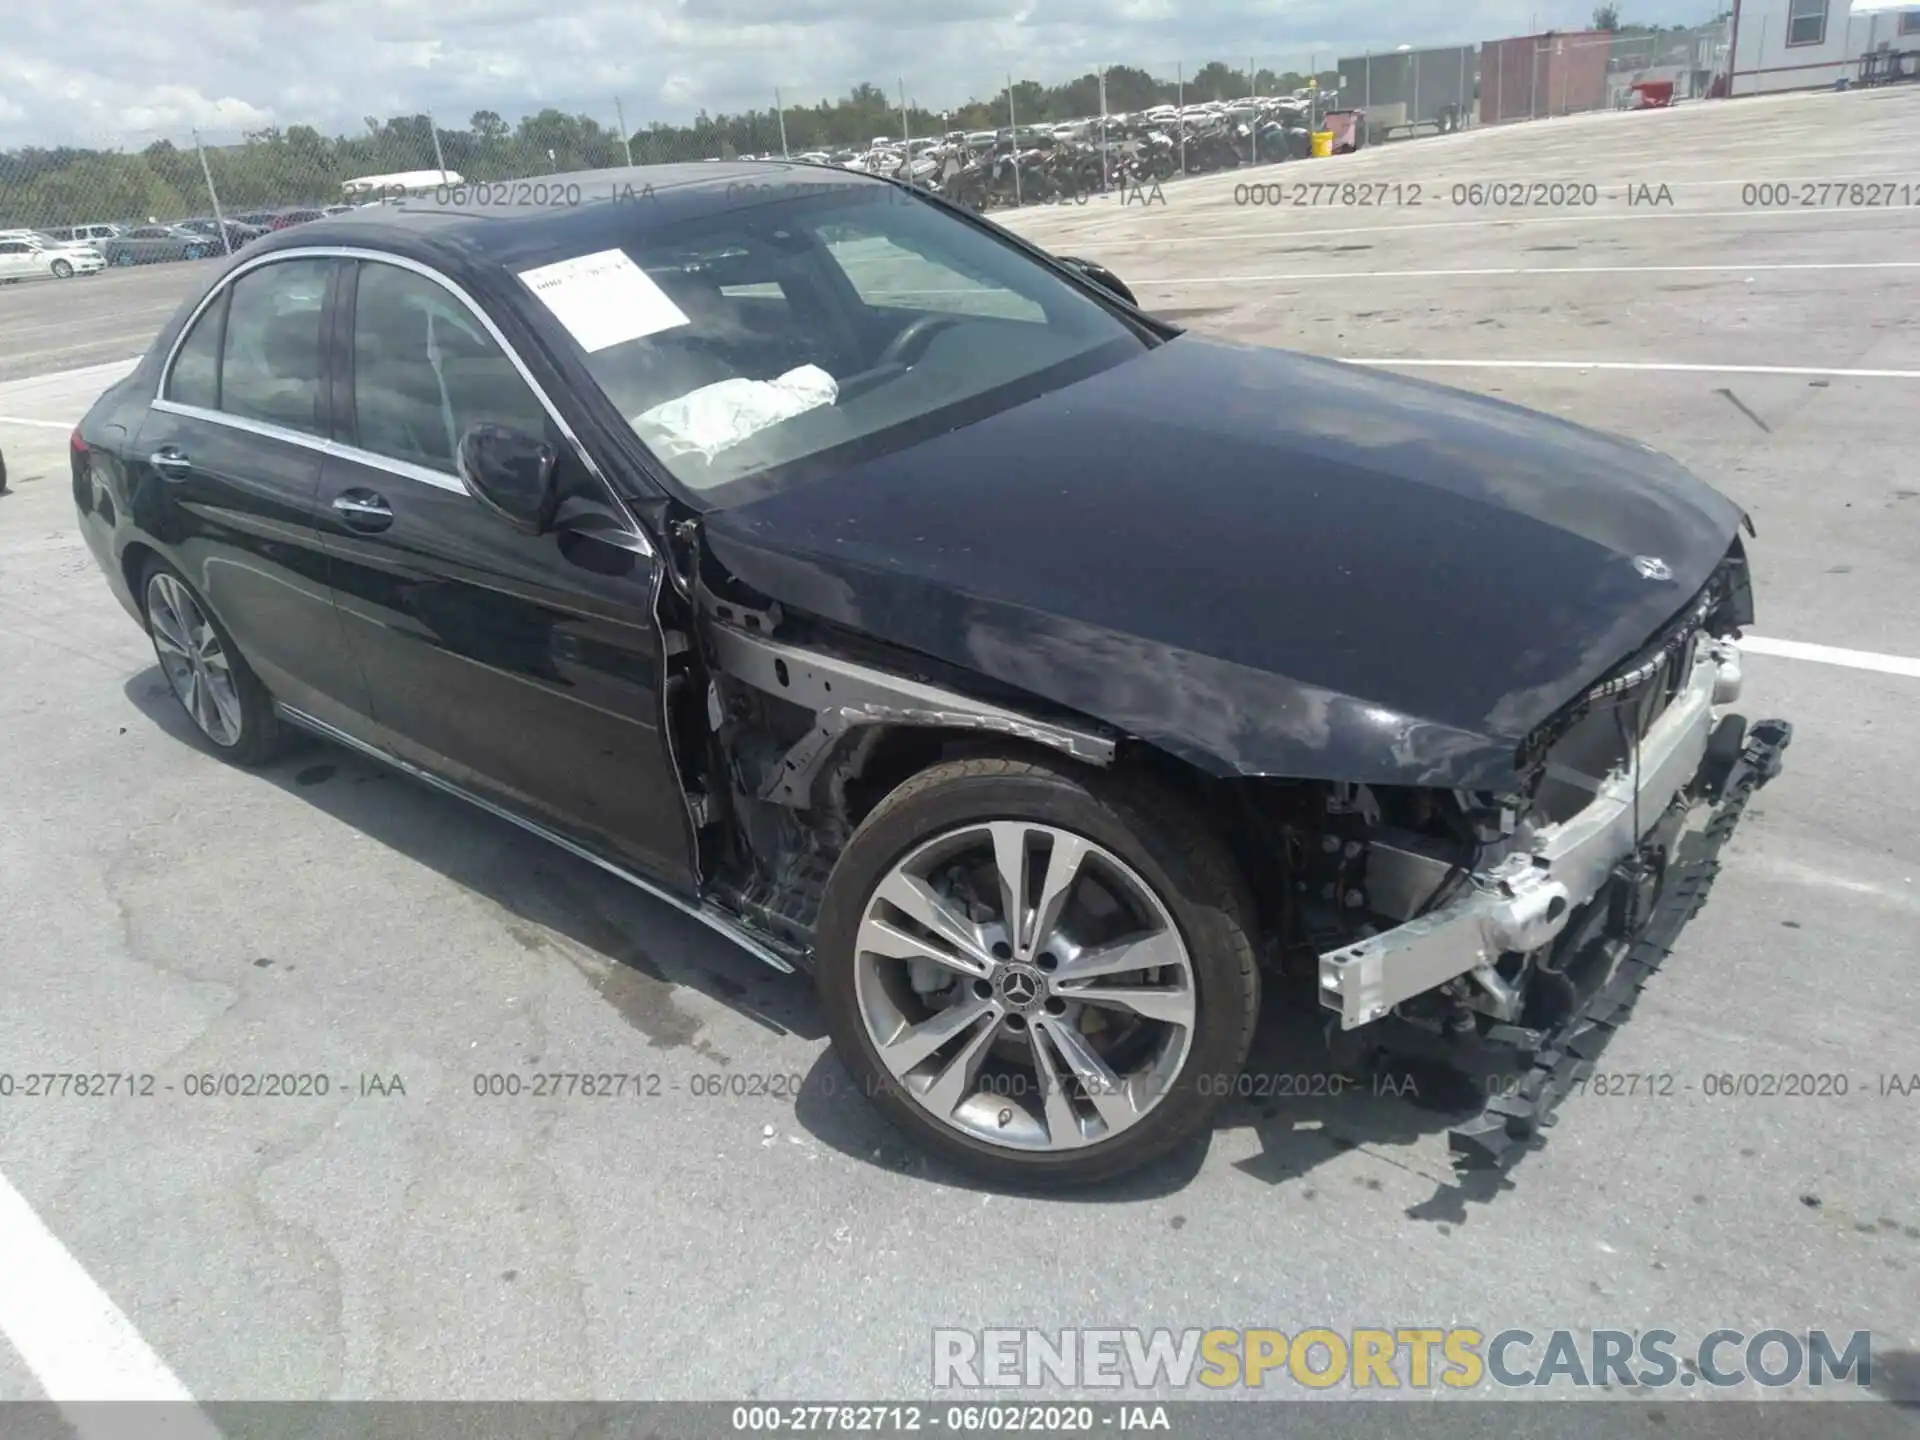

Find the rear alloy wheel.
[
  {"left": 816, "top": 755, "right": 1260, "bottom": 1187},
  {"left": 142, "top": 562, "right": 286, "bottom": 765},
  {"left": 50, "top": 259, "right": 74, "bottom": 279},
  {"left": 113, "top": 251, "right": 134, "bottom": 266}
]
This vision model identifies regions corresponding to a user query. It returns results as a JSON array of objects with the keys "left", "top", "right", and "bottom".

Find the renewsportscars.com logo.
[{"left": 931, "top": 1327, "right": 1875, "bottom": 1392}]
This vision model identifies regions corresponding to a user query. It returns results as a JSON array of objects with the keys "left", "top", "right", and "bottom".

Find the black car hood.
[{"left": 702, "top": 335, "right": 1744, "bottom": 788}]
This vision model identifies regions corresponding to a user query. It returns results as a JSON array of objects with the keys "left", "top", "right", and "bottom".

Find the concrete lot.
[
  {"left": 0, "top": 85, "right": 1917, "bottom": 1415},
  {"left": 0, "top": 263, "right": 214, "bottom": 383}
]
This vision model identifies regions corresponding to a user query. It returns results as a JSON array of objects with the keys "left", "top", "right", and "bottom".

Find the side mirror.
[
  {"left": 1056, "top": 254, "right": 1138, "bottom": 307},
  {"left": 458, "top": 423, "right": 558, "bottom": 534}
]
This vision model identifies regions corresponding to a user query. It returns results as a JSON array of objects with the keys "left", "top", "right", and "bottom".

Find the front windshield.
[{"left": 522, "top": 185, "right": 1148, "bottom": 504}]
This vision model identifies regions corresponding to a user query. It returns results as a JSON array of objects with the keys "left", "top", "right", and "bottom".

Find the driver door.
[{"left": 316, "top": 256, "right": 695, "bottom": 890}]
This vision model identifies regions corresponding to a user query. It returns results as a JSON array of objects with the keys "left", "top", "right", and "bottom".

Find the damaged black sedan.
[{"left": 74, "top": 163, "right": 1789, "bottom": 1186}]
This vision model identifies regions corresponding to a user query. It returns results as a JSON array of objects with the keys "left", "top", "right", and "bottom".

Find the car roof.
[{"left": 241, "top": 161, "right": 891, "bottom": 276}]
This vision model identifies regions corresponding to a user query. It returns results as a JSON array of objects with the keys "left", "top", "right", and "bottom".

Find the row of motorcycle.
[{"left": 849, "top": 109, "right": 1320, "bottom": 211}]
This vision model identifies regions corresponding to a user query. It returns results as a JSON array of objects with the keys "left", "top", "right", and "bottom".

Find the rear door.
[
  {"left": 316, "top": 255, "right": 695, "bottom": 889},
  {"left": 0, "top": 241, "right": 34, "bottom": 280},
  {"left": 134, "top": 254, "right": 373, "bottom": 734}
]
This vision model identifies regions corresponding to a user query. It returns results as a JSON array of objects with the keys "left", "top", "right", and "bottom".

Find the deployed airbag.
[{"left": 633, "top": 365, "right": 839, "bottom": 462}]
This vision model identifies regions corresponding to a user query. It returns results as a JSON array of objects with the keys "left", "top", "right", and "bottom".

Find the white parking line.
[
  {"left": 0, "top": 416, "right": 74, "bottom": 430},
  {"left": 1743, "top": 636, "right": 1920, "bottom": 679},
  {"left": 1142, "top": 260, "right": 1920, "bottom": 285},
  {"left": 0, "top": 1170, "right": 222, "bottom": 1434},
  {"left": 0, "top": 357, "right": 145, "bottom": 388},
  {"left": 1342, "top": 359, "right": 1920, "bottom": 379}
]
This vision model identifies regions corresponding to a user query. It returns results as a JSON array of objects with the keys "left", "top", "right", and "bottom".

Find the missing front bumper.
[
  {"left": 1318, "top": 638, "right": 1740, "bottom": 1031},
  {"left": 1324, "top": 713, "right": 1791, "bottom": 1169},
  {"left": 1443, "top": 714, "right": 1793, "bottom": 1166}
]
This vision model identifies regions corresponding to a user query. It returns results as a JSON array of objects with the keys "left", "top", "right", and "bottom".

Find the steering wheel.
[{"left": 876, "top": 313, "right": 961, "bottom": 370}]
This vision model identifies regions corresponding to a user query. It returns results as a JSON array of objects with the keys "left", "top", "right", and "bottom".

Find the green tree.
[
  {"left": 1198, "top": 61, "right": 1259, "bottom": 101},
  {"left": 4, "top": 55, "right": 1363, "bottom": 227}
]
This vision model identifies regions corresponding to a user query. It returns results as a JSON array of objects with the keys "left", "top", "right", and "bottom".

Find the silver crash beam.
[{"left": 1318, "top": 637, "right": 1743, "bottom": 1030}]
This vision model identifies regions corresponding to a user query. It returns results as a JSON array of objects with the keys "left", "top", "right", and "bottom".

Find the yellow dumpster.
[{"left": 1310, "top": 130, "right": 1334, "bottom": 158}]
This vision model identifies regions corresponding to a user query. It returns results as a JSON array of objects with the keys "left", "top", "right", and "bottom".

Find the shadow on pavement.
[
  {"left": 121, "top": 667, "right": 824, "bottom": 1047},
  {"left": 126, "top": 664, "right": 1523, "bottom": 1206}
]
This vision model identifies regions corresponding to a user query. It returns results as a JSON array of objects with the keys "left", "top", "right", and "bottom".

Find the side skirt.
[{"left": 272, "top": 703, "right": 799, "bottom": 976}]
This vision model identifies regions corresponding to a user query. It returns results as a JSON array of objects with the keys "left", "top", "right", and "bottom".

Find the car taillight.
[{"left": 70, "top": 428, "right": 92, "bottom": 512}]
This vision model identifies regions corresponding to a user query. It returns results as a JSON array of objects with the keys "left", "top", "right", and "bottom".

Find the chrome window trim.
[
  {"left": 157, "top": 244, "right": 653, "bottom": 555},
  {"left": 149, "top": 397, "right": 469, "bottom": 494}
]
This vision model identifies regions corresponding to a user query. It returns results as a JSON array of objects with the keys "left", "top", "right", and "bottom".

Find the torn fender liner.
[
  {"left": 706, "top": 620, "right": 1116, "bottom": 807},
  {"left": 1442, "top": 717, "right": 1793, "bottom": 1168}
]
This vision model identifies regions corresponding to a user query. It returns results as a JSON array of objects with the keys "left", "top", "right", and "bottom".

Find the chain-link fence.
[{"left": 0, "top": 18, "right": 1731, "bottom": 253}]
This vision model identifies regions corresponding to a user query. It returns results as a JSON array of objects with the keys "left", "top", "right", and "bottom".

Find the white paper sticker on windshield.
[{"left": 515, "top": 248, "right": 689, "bottom": 352}]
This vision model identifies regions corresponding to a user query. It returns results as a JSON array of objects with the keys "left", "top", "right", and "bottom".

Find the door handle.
[
  {"left": 331, "top": 490, "right": 394, "bottom": 532},
  {"left": 150, "top": 447, "right": 191, "bottom": 479}
]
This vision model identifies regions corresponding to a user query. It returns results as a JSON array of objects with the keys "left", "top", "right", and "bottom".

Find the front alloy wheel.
[
  {"left": 856, "top": 820, "right": 1197, "bottom": 1154},
  {"left": 817, "top": 755, "right": 1259, "bottom": 1187},
  {"left": 142, "top": 562, "right": 286, "bottom": 765},
  {"left": 50, "top": 259, "right": 74, "bottom": 279}
]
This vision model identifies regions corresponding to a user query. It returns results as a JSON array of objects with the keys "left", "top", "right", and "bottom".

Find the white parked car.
[{"left": 0, "top": 233, "right": 105, "bottom": 281}]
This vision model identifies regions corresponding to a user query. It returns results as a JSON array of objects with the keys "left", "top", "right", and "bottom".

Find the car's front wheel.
[
  {"left": 50, "top": 259, "right": 74, "bottom": 279},
  {"left": 815, "top": 754, "right": 1260, "bottom": 1187},
  {"left": 141, "top": 560, "right": 287, "bottom": 765}
]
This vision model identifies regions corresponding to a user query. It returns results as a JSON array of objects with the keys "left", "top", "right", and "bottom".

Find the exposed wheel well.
[
  {"left": 688, "top": 613, "right": 1331, "bottom": 967},
  {"left": 837, "top": 727, "right": 1209, "bottom": 835},
  {"left": 816, "top": 724, "right": 1299, "bottom": 962}
]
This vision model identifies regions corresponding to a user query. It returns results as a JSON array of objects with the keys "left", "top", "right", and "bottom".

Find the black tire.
[
  {"left": 50, "top": 259, "right": 74, "bottom": 279},
  {"left": 815, "top": 753, "right": 1260, "bottom": 1188},
  {"left": 139, "top": 557, "right": 290, "bottom": 766}
]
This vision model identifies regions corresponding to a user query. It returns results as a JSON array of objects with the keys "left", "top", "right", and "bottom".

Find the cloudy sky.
[{"left": 5, "top": 0, "right": 1720, "bottom": 148}]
